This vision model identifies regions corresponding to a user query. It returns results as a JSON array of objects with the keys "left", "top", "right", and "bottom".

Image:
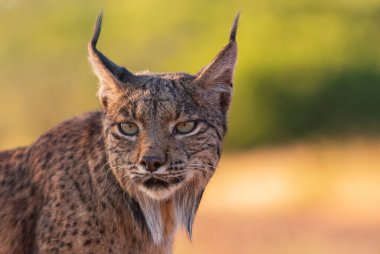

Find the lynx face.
[
  {"left": 88, "top": 14, "right": 238, "bottom": 204},
  {"left": 103, "top": 73, "right": 225, "bottom": 200}
]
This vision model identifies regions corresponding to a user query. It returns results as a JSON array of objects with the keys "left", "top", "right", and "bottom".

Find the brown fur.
[{"left": 0, "top": 12, "right": 239, "bottom": 253}]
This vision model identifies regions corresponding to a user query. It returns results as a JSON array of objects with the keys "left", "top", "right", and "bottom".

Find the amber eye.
[
  {"left": 118, "top": 123, "right": 139, "bottom": 136},
  {"left": 175, "top": 121, "right": 196, "bottom": 134}
]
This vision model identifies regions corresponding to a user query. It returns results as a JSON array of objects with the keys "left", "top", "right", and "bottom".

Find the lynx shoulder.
[{"left": 0, "top": 12, "right": 239, "bottom": 253}]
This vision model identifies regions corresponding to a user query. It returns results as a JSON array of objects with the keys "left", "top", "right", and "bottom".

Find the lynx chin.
[{"left": 0, "top": 12, "right": 239, "bottom": 253}]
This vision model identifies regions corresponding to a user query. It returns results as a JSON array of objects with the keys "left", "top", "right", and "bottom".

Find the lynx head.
[{"left": 88, "top": 13, "right": 239, "bottom": 242}]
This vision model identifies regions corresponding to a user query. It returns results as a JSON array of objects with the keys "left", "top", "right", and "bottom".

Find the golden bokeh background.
[{"left": 1, "top": 0, "right": 380, "bottom": 253}]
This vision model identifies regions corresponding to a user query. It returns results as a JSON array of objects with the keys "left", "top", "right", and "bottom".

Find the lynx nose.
[{"left": 140, "top": 156, "right": 165, "bottom": 172}]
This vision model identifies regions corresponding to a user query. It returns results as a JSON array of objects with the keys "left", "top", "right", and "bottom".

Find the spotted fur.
[{"left": 0, "top": 12, "right": 239, "bottom": 253}]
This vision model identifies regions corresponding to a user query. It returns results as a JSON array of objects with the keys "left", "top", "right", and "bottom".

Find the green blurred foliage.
[{"left": 0, "top": 0, "right": 379, "bottom": 150}]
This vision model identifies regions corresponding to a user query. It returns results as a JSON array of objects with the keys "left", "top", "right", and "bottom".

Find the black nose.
[{"left": 140, "top": 156, "right": 165, "bottom": 172}]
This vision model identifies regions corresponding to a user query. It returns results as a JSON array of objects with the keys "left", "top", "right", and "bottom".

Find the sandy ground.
[{"left": 173, "top": 137, "right": 380, "bottom": 254}]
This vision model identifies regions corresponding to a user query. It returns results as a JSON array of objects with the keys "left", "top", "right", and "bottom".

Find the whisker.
[
  {"left": 126, "top": 176, "right": 138, "bottom": 191},
  {"left": 155, "top": 172, "right": 187, "bottom": 177},
  {"left": 185, "top": 166, "right": 215, "bottom": 175},
  {"left": 160, "top": 174, "right": 187, "bottom": 178}
]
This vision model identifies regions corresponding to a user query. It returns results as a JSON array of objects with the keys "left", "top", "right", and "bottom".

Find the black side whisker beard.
[
  {"left": 173, "top": 178, "right": 206, "bottom": 240},
  {"left": 126, "top": 174, "right": 208, "bottom": 245},
  {"left": 116, "top": 161, "right": 212, "bottom": 245},
  {"left": 134, "top": 192, "right": 164, "bottom": 244}
]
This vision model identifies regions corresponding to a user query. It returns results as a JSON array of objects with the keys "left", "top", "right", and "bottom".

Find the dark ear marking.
[
  {"left": 195, "top": 12, "right": 239, "bottom": 112},
  {"left": 229, "top": 11, "right": 240, "bottom": 42},
  {"left": 195, "top": 12, "right": 239, "bottom": 86},
  {"left": 88, "top": 12, "right": 134, "bottom": 83},
  {"left": 88, "top": 12, "right": 135, "bottom": 108},
  {"left": 90, "top": 11, "right": 102, "bottom": 49}
]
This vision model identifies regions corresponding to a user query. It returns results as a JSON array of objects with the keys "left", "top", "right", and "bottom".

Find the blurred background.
[{"left": 1, "top": 0, "right": 380, "bottom": 253}]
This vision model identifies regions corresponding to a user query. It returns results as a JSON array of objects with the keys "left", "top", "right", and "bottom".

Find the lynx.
[{"left": 0, "top": 12, "right": 239, "bottom": 253}]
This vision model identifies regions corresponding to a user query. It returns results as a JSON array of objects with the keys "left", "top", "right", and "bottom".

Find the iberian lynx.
[{"left": 0, "top": 12, "right": 239, "bottom": 253}]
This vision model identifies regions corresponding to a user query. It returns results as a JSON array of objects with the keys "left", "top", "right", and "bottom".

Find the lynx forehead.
[{"left": 0, "top": 12, "right": 239, "bottom": 253}]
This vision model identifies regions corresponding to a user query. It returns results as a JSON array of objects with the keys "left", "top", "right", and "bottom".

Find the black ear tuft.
[
  {"left": 88, "top": 12, "right": 134, "bottom": 84},
  {"left": 88, "top": 12, "right": 136, "bottom": 108},
  {"left": 196, "top": 12, "right": 240, "bottom": 87},
  {"left": 195, "top": 13, "right": 239, "bottom": 113},
  {"left": 90, "top": 12, "right": 103, "bottom": 48},
  {"left": 229, "top": 11, "right": 240, "bottom": 42}
]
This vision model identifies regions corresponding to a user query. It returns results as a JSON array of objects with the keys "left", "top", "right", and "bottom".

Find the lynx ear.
[
  {"left": 88, "top": 13, "right": 135, "bottom": 108},
  {"left": 195, "top": 12, "right": 239, "bottom": 113}
]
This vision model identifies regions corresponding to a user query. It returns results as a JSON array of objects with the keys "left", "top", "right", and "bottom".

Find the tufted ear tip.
[
  {"left": 90, "top": 12, "right": 103, "bottom": 49},
  {"left": 194, "top": 13, "right": 239, "bottom": 114},
  {"left": 87, "top": 12, "right": 136, "bottom": 108},
  {"left": 196, "top": 12, "right": 240, "bottom": 87},
  {"left": 229, "top": 11, "right": 240, "bottom": 42}
]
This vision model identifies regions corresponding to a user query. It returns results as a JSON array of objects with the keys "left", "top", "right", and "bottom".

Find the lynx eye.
[
  {"left": 118, "top": 123, "right": 139, "bottom": 136},
  {"left": 175, "top": 121, "right": 196, "bottom": 135}
]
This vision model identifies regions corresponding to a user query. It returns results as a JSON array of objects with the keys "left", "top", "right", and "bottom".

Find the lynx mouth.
[
  {"left": 142, "top": 174, "right": 185, "bottom": 189},
  {"left": 143, "top": 177, "right": 170, "bottom": 189},
  {"left": 138, "top": 175, "right": 186, "bottom": 200}
]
